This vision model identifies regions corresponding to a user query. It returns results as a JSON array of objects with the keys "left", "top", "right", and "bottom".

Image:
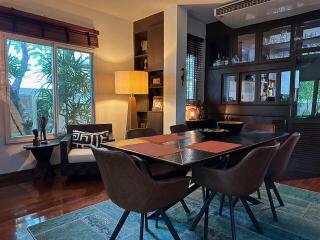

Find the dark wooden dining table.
[{"left": 102, "top": 130, "right": 289, "bottom": 168}]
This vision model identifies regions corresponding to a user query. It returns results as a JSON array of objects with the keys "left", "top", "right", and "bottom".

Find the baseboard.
[{"left": 0, "top": 165, "right": 60, "bottom": 188}]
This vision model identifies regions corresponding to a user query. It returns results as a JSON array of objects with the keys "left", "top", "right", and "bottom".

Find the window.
[
  {"left": 186, "top": 34, "right": 204, "bottom": 105},
  {"left": 241, "top": 73, "right": 256, "bottom": 102},
  {"left": 237, "top": 34, "right": 255, "bottom": 63},
  {"left": 6, "top": 37, "right": 94, "bottom": 139},
  {"left": 223, "top": 74, "right": 237, "bottom": 103},
  {"left": 56, "top": 48, "right": 94, "bottom": 133}
]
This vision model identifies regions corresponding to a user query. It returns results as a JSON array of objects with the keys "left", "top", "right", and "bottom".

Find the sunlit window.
[{"left": 6, "top": 39, "right": 94, "bottom": 139}]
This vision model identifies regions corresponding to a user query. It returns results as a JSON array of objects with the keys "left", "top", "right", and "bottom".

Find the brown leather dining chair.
[
  {"left": 126, "top": 128, "right": 191, "bottom": 225},
  {"left": 190, "top": 144, "right": 280, "bottom": 240},
  {"left": 91, "top": 146, "right": 190, "bottom": 240},
  {"left": 170, "top": 124, "right": 189, "bottom": 133},
  {"left": 264, "top": 132, "right": 301, "bottom": 222}
]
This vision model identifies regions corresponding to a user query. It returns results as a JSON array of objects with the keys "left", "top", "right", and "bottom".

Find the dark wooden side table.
[{"left": 24, "top": 141, "right": 59, "bottom": 180}]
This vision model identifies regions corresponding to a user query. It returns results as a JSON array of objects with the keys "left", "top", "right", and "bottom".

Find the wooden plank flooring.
[{"left": 0, "top": 170, "right": 319, "bottom": 240}]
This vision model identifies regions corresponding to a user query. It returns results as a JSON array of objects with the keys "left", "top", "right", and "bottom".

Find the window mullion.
[{"left": 53, "top": 44, "right": 59, "bottom": 136}]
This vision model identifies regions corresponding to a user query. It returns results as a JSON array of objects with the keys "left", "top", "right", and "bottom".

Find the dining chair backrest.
[
  {"left": 267, "top": 132, "right": 301, "bottom": 178},
  {"left": 91, "top": 146, "right": 155, "bottom": 212},
  {"left": 225, "top": 143, "right": 280, "bottom": 196},
  {"left": 170, "top": 124, "right": 189, "bottom": 133},
  {"left": 243, "top": 123, "right": 275, "bottom": 133},
  {"left": 126, "top": 128, "right": 157, "bottom": 139}
]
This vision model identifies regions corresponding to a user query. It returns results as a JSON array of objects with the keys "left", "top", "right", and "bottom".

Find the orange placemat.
[
  {"left": 186, "top": 140, "right": 242, "bottom": 154},
  {"left": 140, "top": 134, "right": 187, "bottom": 143},
  {"left": 122, "top": 142, "right": 183, "bottom": 157}
]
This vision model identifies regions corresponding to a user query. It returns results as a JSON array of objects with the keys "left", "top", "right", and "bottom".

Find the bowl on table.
[
  {"left": 199, "top": 128, "right": 228, "bottom": 139},
  {"left": 216, "top": 121, "right": 244, "bottom": 135}
]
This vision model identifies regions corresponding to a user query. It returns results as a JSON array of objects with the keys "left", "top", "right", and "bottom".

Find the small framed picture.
[{"left": 152, "top": 96, "right": 163, "bottom": 111}]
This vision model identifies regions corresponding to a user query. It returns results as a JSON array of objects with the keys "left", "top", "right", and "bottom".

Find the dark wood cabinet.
[{"left": 148, "top": 24, "right": 164, "bottom": 71}]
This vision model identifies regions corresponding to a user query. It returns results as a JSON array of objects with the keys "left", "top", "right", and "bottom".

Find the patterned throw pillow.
[{"left": 71, "top": 130, "right": 109, "bottom": 148}]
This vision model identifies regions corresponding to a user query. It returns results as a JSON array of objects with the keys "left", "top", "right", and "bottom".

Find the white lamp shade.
[{"left": 115, "top": 71, "right": 148, "bottom": 94}]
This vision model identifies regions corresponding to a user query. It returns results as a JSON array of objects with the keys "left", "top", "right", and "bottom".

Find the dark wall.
[{"left": 205, "top": 10, "right": 320, "bottom": 179}]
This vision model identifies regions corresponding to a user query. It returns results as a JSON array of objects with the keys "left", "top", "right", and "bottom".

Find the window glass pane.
[
  {"left": 57, "top": 48, "right": 93, "bottom": 133},
  {"left": 7, "top": 39, "right": 54, "bottom": 138},
  {"left": 241, "top": 73, "right": 256, "bottom": 102},
  {"left": 262, "top": 26, "right": 291, "bottom": 60},
  {"left": 237, "top": 34, "right": 255, "bottom": 63},
  {"left": 260, "top": 73, "right": 276, "bottom": 102},
  {"left": 223, "top": 75, "right": 237, "bottom": 103},
  {"left": 280, "top": 71, "right": 291, "bottom": 102},
  {"left": 296, "top": 79, "right": 314, "bottom": 117},
  {"left": 300, "top": 19, "right": 320, "bottom": 49},
  {"left": 317, "top": 85, "right": 320, "bottom": 116}
]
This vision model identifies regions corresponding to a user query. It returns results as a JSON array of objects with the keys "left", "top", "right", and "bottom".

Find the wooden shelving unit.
[{"left": 134, "top": 12, "right": 164, "bottom": 134}]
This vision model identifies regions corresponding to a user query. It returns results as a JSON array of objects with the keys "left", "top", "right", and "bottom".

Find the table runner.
[
  {"left": 122, "top": 142, "right": 183, "bottom": 157},
  {"left": 186, "top": 140, "right": 242, "bottom": 154}
]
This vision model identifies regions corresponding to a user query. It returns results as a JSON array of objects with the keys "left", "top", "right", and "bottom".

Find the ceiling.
[{"left": 64, "top": 0, "right": 229, "bottom": 22}]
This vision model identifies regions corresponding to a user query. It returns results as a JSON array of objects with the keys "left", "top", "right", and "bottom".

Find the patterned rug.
[{"left": 26, "top": 184, "right": 320, "bottom": 240}]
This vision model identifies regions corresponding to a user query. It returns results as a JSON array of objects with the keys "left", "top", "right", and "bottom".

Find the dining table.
[{"left": 102, "top": 129, "right": 289, "bottom": 218}]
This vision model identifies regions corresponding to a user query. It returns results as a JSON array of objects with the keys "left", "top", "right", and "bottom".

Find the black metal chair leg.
[
  {"left": 180, "top": 199, "right": 190, "bottom": 213},
  {"left": 160, "top": 209, "right": 181, "bottom": 240},
  {"left": 228, "top": 196, "right": 236, "bottom": 240},
  {"left": 190, "top": 192, "right": 216, "bottom": 231},
  {"left": 257, "top": 188, "right": 261, "bottom": 199},
  {"left": 265, "top": 181, "right": 278, "bottom": 222},
  {"left": 232, "top": 197, "right": 239, "bottom": 208},
  {"left": 202, "top": 186, "right": 206, "bottom": 202},
  {"left": 219, "top": 195, "right": 225, "bottom": 216},
  {"left": 270, "top": 181, "right": 284, "bottom": 206},
  {"left": 145, "top": 213, "right": 149, "bottom": 231},
  {"left": 240, "top": 198, "right": 263, "bottom": 234},
  {"left": 110, "top": 210, "right": 130, "bottom": 240},
  {"left": 204, "top": 200, "right": 209, "bottom": 240},
  {"left": 140, "top": 213, "right": 144, "bottom": 240},
  {"left": 155, "top": 211, "right": 159, "bottom": 228}
]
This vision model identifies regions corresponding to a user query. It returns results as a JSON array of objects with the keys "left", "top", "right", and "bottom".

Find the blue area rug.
[{"left": 26, "top": 184, "right": 320, "bottom": 240}]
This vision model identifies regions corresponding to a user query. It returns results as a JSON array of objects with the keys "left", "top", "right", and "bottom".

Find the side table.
[{"left": 24, "top": 141, "right": 59, "bottom": 180}]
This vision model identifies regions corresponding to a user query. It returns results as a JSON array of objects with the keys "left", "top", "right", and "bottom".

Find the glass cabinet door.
[
  {"left": 241, "top": 73, "right": 256, "bottom": 102},
  {"left": 262, "top": 26, "right": 291, "bottom": 61},
  {"left": 280, "top": 71, "right": 291, "bottom": 102},
  {"left": 237, "top": 33, "right": 255, "bottom": 63},
  {"left": 297, "top": 20, "right": 320, "bottom": 49},
  {"left": 223, "top": 74, "right": 237, "bottom": 103},
  {"left": 260, "top": 72, "right": 277, "bottom": 102}
]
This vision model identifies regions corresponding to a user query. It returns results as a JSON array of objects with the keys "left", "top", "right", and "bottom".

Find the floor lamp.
[{"left": 115, "top": 71, "right": 148, "bottom": 130}]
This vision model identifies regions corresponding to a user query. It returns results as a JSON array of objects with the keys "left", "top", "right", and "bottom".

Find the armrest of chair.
[
  {"left": 60, "top": 134, "right": 72, "bottom": 165},
  {"left": 130, "top": 155, "right": 152, "bottom": 177},
  {"left": 108, "top": 132, "right": 115, "bottom": 142}
]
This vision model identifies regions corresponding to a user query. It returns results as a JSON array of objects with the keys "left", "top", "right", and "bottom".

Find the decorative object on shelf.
[
  {"left": 185, "top": 106, "right": 200, "bottom": 121},
  {"left": 115, "top": 71, "right": 148, "bottom": 130},
  {"left": 151, "top": 77, "right": 161, "bottom": 87},
  {"left": 143, "top": 58, "right": 148, "bottom": 70},
  {"left": 32, "top": 129, "right": 40, "bottom": 146},
  {"left": 152, "top": 96, "right": 163, "bottom": 111},
  {"left": 141, "top": 40, "right": 148, "bottom": 54},
  {"left": 180, "top": 67, "right": 185, "bottom": 86},
  {"left": 197, "top": 101, "right": 208, "bottom": 120},
  {"left": 39, "top": 116, "right": 48, "bottom": 144}
]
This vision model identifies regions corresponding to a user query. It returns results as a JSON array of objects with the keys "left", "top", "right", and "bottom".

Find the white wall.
[
  {"left": 163, "top": 5, "right": 188, "bottom": 133},
  {"left": 0, "top": 0, "right": 133, "bottom": 174}
]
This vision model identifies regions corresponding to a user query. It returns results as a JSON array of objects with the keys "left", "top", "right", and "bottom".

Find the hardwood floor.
[
  {"left": 0, "top": 169, "right": 319, "bottom": 240},
  {"left": 0, "top": 173, "right": 108, "bottom": 240}
]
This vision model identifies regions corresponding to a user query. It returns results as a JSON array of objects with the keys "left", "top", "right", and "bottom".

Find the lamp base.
[{"left": 127, "top": 96, "right": 138, "bottom": 130}]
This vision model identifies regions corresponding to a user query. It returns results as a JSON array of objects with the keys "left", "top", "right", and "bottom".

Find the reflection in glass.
[
  {"left": 262, "top": 26, "right": 291, "bottom": 60},
  {"left": 296, "top": 79, "right": 314, "bottom": 117},
  {"left": 241, "top": 73, "right": 256, "bottom": 102},
  {"left": 223, "top": 75, "right": 237, "bottom": 103},
  {"left": 280, "top": 71, "right": 291, "bottom": 102},
  {"left": 7, "top": 39, "right": 54, "bottom": 138},
  {"left": 260, "top": 73, "right": 276, "bottom": 102},
  {"left": 57, "top": 48, "right": 93, "bottom": 133},
  {"left": 237, "top": 34, "right": 255, "bottom": 63},
  {"left": 317, "top": 86, "right": 320, "bottom": 116},
  {"left": 300, "top": 20, "right": 320, "bottom": 49}
]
